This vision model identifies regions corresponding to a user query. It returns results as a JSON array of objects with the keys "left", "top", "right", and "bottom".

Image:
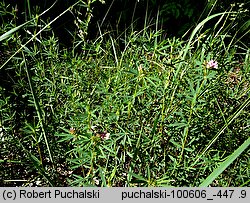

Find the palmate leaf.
[
  {"left": 55, "top": 133, "right": 75, "bottom": 142},
  {"left": 200, "top": 136, "right": 250, "bottom": 186}
]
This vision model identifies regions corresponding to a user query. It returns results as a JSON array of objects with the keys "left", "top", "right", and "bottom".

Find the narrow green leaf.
[
  {"left": 200, "top": 136, "right": 250, "bottom": 187},
  {"left": 108, "top": 166, "right": 117, "bottom": 183},
  {"left": 98, "top": 166, "right": 107, "bottom": 186},
  {"left": 0, "top": 21, "right": 30, "bottom": 42},
  {"left": 128, "top": 172, "right": 147, "bottom": 182},
  {"left": 194, "top": 96, "right": 250, "bottom": 165},
  {"left": 183, "top": 12, "right": 235, "bottom": 60},
  {"left": 55, "top": 133, "right": 74, "bottom": 142},
  {"left": 175, "top": 12, "right": 235, "bottom": 80}
]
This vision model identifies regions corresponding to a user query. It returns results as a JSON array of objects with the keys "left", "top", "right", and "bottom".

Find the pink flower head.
[
  {"left": 206, "top": 60, "right": 218, "bottom": 69},
  {"left": 100, "top": 132, "right": 110, "bottom": 140}
]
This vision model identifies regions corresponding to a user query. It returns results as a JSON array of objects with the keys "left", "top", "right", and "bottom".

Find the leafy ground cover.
[{"left": 0, "top": 1, "right": 249, "bottom": 186}]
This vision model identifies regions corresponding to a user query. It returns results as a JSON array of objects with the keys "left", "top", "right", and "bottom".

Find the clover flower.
[
  {"left": 69, "top": 127, "right": 76, "bottom": 134},
  {"left": 99, "top": 132, "right": 110, "bottom": 140},
  {"left": 206, "top": 60, "right": 218, "bottom": 69},
  {"left": 138, "top": 64, "right": 143, "bottom": 73},
  {"left": 91, "top": 126, "right": 110, "bottom": 140}
]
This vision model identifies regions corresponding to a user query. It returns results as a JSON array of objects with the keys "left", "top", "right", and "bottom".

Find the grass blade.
[
  {"left": 0, "top": 21, "right": 30, "bottom": 42},
  {"left": 199, "top": 136, "right": 250, "bottom": 186},
  {"left": 0, "top": 1, "right": 59, "bottom": 42},
  {"left": 0, "top": 0, "right": 64, "bottom": 70},
  {"left": 193, "top": 96, "right": 250, "bottom": 165}
]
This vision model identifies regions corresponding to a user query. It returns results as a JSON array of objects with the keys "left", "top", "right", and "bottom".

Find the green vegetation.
[{"left": 0, "top": 0, "right": 249, "bottom": 186}]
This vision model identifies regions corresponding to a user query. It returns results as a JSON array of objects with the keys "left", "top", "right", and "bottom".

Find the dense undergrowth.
[{"left": 0, "top": 1, "right": 249, "bottom": 186}]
